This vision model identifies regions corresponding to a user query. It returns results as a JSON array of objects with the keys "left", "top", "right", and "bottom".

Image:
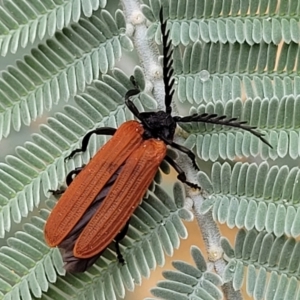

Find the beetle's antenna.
[
  {"left": 160, "top": 8, "right": 174, "bottom": 115},
  {"left": 125, "top": 88, "right": 142, "bottom": 120},
  {"left": 174, "top": 114, "right": 272, "bottom": 148}
]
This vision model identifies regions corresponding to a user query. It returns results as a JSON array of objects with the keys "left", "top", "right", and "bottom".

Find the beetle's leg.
[
  {"left": 66, "top": 127, "right": 117, "bottom": 161},
  {"left": 165, "top": 155, "right": 201, "bottom": 190},
  {"left": 49, "top": 188, "right": 65, "bottom": 195},
  {"left": 65, "top": 166, "right": 85, "bottom": 186},
  {"left": 160, "top": 138, "right": 199, "bottom": 171},
  {"left": 49, "top": 166, "right": 85, "bottom": 195},
  {"left": 115, "top": 220, "right": 130, "bottom": 265}
]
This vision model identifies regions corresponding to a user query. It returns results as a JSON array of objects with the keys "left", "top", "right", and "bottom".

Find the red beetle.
[{"left": 44, "top": 9, "right": 270, "bottom": 272}]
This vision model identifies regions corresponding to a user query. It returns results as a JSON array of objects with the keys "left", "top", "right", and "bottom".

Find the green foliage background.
[{"left": 0, "top": 0, "right": 299, "bottom": 299}]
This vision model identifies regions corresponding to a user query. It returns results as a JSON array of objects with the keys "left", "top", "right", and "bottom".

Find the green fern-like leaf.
[
  {"left": 173, "top": 42, "right": 300, "bottom": 104},
  {"left": 199, "top": 161, "right": 300, "bottom": 238},
  {"left": 148, "top": 246, "right": 223, "bottom": 300},
  {"left": 0, "top": 0, "right": 108, "bottom": 56},
  {"left": 0, "top": 9, "right": 131, "bottom": 140},
  {"left": 222, "top": 229, "right": 300, "bottom": 299},
  {"left": 144, "top": 0, "right": 300, "bottom": 45}
]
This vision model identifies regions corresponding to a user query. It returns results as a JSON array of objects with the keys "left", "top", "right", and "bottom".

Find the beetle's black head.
[{"left": 139, "top": 111, "right": 176, "bottom": 142}]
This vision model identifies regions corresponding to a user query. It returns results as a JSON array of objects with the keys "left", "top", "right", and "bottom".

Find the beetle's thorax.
[{"left": 139, "top": 110, "right": 176, "bottom": 141}]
